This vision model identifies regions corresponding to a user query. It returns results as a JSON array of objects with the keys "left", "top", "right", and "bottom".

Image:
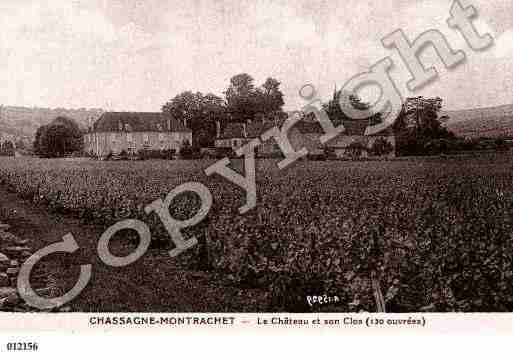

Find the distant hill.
[
  {"left": 2, "top": 103, "right": 513, "bottom": 144},
  {"left": 0, "top": 106, "right": 104, "bottom": 143},
  {"left": 443, "top": 104, "right": 513, "bottom": 139}
]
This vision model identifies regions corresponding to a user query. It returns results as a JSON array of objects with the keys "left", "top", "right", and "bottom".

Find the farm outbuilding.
[
  {"left": 324, "top": 119, "right": 396, "bottom": 159},
  {"left": 214, "top": 116, "right": 396, "bottom": 159},
  {"left": 214, "top": 121, "right": 280, "bottom": 155}
]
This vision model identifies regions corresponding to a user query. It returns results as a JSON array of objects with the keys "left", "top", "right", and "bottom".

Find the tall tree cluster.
[
  {"left": 34, "top": 116, "right": 83, "bottom": 158},
  {"left": 162, "top": 74, "right": 286, "bottom": 148},
  {"left": 320, "top": 91, "right": 456, "bottom": 156},
  {"left": 322, "top": 89, "right": 380, "bottom": 126},
  {"left": 225, "top": 74, "right": 285, "bottom": 122},
  {"left": 394, "top": 96, "right": 456, "bottom": 155},
  {"left": 162, "top": 91, "right": 226, "bottom": 149},
  {"left": 0, "top": 140, "right": 15, "bottom": 156}
]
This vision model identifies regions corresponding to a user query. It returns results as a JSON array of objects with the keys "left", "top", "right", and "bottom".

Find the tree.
[
  {"left": 346, "top": 141, "right": 366, "bottom": 158},
  {"left": 162, "top": 91, "right": 226, "bottom": 148},
  {"left": 34, "top": 125, "right": 50, "bottom": 156},
  {"left": 257, "top": 77, "right": 286, "bottom": 121},
  {"left": 225, "top": 73, "right": 260, "bottom": 121},
  {"left": 15, "top": 139, "right": 25, "bottom": 150},
  {"left": 423, "top": 138, "right": 455, "bottom": 155},
  {"left": 394, "top": 97, "right": 456, "bottom": 156},
  {"left": 162, "top": 91, "right": 201, "bottom": 130},
  {"left": 225, "top": 73, "right": 286, "bottom": 123},
  {"left": 33, "top": 117, "right": 83, "bottom": 158},
  {"left": 179, "top": 139, "right": 194, "bottom": 159},
  {"left": 370, "top": 137, "right": 394, "bottom": 156},
  {"left": 0, "top": 141, "right": 15, "bottom": 156},
  {"left": 163, "top": 73, "right": 286, "bottom": 147},
  {"left": 323, "top": 90, "right": 374, "bottom": 126}
]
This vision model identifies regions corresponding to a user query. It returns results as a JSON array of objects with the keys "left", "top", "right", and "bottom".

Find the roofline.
[
  {"left": 91, "top": 111, "right": 192, "bottom": 132},
  {"left": 86, "top": 129, "right": 192, "bottom": 133},
  {"left": 216, "top": 136, "right": 255, "bottom": 140},
  {"left": 99, "top": 111, "right": 167, "bottom": 115}
]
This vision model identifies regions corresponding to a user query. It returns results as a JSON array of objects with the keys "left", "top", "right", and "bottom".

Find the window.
[
  {"left": 159, "top": 133, "right": 164, "bottom": 142},
  {"left": 143, "top": 134, "right": 149, "bottom": 143},
  {"left": 127, "top": 133, "right": 133, "bottom": 143},
  {"left": 111, "top": 133, "right": 117, "bottom": 142}
]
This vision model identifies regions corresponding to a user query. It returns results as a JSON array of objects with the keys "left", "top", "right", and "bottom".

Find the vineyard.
[{"left": 1, "top": 156, "right": 513, "bottom": 312}]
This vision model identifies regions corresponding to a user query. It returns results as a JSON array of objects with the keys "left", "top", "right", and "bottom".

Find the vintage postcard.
[{"left": 0, "top": 0, "right": 512, "bottom": 355}]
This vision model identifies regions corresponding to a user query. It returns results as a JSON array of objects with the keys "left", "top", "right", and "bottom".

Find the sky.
[{"left": 0, "top": 0, "right": 512, "bottom": 112}]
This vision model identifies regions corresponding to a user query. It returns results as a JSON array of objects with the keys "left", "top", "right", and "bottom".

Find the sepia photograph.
[{"left": 1, "top": 0, "right": 513, "bottom": 326}]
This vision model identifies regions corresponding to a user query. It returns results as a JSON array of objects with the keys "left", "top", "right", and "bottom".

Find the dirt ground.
[{"left": 0, "top": 186, "right": 267, "bottom": 312}]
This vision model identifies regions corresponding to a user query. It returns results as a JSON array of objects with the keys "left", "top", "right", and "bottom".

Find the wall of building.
[
  {"left": 213, "top": 130, "right": 396, "bottom": 159},
  {"left": 329, "top": 135, "right": 396, "bottom": 158},
  {"left": 215, "top": 138, "right": 246, "bottom": 150},
  {"left": 0, "top": 133, "right": 20, "bottom": 144},
  {"left": 288, "top": 128, "right": 325, "bottom": 155},
  {"left": 85, "top": 131, "right": 192, "bottom": 157},
  {"left": 215, "top": 137, "right": 281, "bottom": 156}
]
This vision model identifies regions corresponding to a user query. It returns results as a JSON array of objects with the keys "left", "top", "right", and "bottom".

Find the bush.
[
  {"left": 161, "top": 149, "right": 176, "bottom": 160},
  {"left": 306, "top": 153, "right": 327, "bottom": 161},
  {"left": 323, "top": 147, "right": 337, "bottom": 160},
  {"left": 179, "top": 140, "right": 193, "bottom": 159},
  {"left": 209, "top": 147, "right": 236, "bottom": 159},
  {"left": 346, "top": 141, "right": 367, "bottom": 158},
  {"left": 118, "top": 150, "right": 129, "bottom": 160},
  {"left": 370, "top": 137, "right": 394, "bottom": 157},
  {"left": 423, "top": 139, "right": 452, "bottom": 155},
  {"left": 191, "top": 147, "right": 203, "bottom": 159},
  {"left": 33, "top": 118, "right": 83, "bottom": 158},
  {"left": 495, "top": 138, "right": 509, "bottom": 151},
  {"left": 0, "top": 141, "right": 15, "bottom": 157},
  {"left": 131, "top": 148, "right": 177, "bottom": 161},
  {"left": 137, "top": 149, "right": 158, "bottom": 160},
  {"left": 256, "top": 151, "right": 285, "bottom": 159}
]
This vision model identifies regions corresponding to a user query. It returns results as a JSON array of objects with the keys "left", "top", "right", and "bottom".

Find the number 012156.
[{"left": 6, "top": 342, "right": 39, "bottom": 351}]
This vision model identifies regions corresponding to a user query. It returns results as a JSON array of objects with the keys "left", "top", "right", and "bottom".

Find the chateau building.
[{"left": 84, "top": 112, "right": 192, "bottom": 158}]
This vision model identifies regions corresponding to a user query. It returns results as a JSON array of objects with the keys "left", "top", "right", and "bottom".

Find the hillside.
[
  {"left": 0, "top": 106, "right": 104, "bottom": 142},
  {"left": 2, "top": 103, "right": 513, "bottom": 144},
  {"left": 443, "top": 104, "right": 513, "bottom": 139}
]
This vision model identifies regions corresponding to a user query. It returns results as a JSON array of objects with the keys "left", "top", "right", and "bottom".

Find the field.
[{"left": 1, "top": 155, "right": 513, "bottom": 312}]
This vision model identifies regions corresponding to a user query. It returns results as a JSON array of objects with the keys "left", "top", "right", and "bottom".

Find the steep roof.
[
  {"left": 295, "top": 120, "right": 324, "bottom": 135},
  {"left": 217, "top": 117, "right": 394, "bottom": 139},
  {"left": 92, "top": 112, "right": 191, "bottom": 133},
  {"left": 247, "top": 121, "right": 276, "bottom": 137},
  {"left": 343, "top": 120, "right": 368, "bottom": 136},
  {"left": 217, "top": 121, "right": 277, "bottom": 139},
  {"left": 309, "top": 118, "right": 395, "bottom": 136},
  {"left": 292, "top": 118, "right": 394, "bottom": 136}
]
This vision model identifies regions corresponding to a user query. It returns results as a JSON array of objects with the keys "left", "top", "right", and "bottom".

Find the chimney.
[{"left": 216, "top": 121, "right": 221, "bottom": 138}]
